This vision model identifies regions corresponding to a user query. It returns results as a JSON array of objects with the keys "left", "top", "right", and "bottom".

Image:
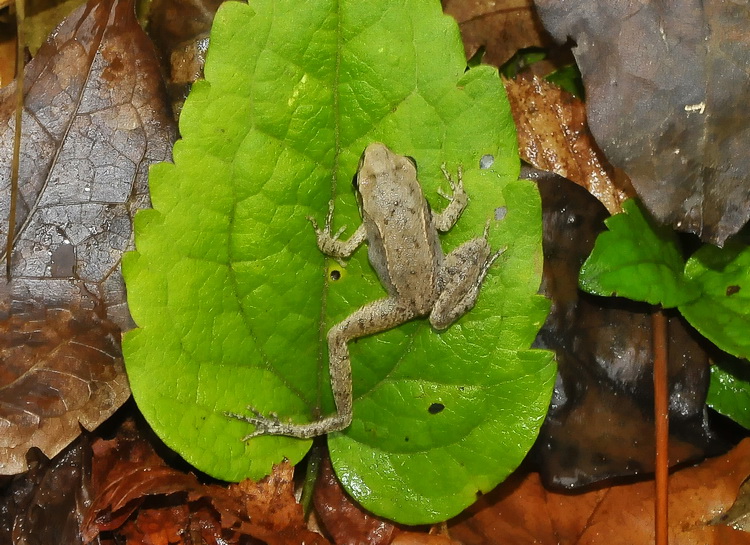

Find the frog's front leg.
[
  {"left": 237, "top": 298, "right": 417, "bottom": 439},
  {"left": 308, "top": 200, "right": 367, "bottom": 258},
  {"left": 430, "top": 225, "right": 504, "bottom": 330}
]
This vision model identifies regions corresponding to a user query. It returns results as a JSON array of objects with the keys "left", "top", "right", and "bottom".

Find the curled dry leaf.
[
  {"left": 535, "top": 0, "right": 750, "bottom": 245},
  {"left": 508, "top": 75, "right": 632, "bottom": 214},
  {"left": 0, "top": 0, "right": 175, "bottom": 473},
  {"left": 450, "top": 438, "right": 750, "bottom": 545},
  {"left": 0, "top": 307, "right": 128, "bottom": 475},
  {"left": 147, "top": 0, "right": 224, "bottom": 115},
  {"left": 84, "top": 421, "right": 330, "bottom": 545},
  {"left": 443, "top": 0, "right": 552, "bottom": 65}
]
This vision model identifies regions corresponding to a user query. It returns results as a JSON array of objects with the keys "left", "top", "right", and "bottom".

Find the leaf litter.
[
  {"left": 2, "top": 0, "right": 750, "bottom": 542},
  {"left": 0, "top": 0, "right": 175, "bottom": 474}
]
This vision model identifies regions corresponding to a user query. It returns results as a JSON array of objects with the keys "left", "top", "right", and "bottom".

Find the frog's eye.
[
  {"left": 352, "top": 172, "right": 359, "bottom": 190},
  {"left": 405, "top": 156, "right": 418, "bottom": 170}
]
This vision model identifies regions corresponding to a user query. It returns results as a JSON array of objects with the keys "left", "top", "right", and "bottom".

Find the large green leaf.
[
  {"left": 123, "top": 0, "right": 553, "bottom": 523},
  {"left": 579, "top": 198, "right": 699, "bottom": 307}
]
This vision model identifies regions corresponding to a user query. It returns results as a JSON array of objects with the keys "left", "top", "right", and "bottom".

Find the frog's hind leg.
[
  {"left": 430, "top": 232, "right": 503, "bottom": 331},
  {"left": 232, "top": 298, "right": 415, "bottom": 439}
]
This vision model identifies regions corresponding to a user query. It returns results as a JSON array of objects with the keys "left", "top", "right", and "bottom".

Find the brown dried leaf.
[
  {"left": 508, "top": 75, "right": 633, "bottom": 214},
  {"left": 0, "top": 0, "right": 176, "bottom": 328},
  {"left": 84, "top": 422, "right": 329, "bottom": 545},
  {"left": 535, "top": 0, "right": 750, "bottom": 245},
  {"left": 450, "top": 438, "right": 750, "bottom": 544},
  {"left": 147, "top": 0, "right": 223, "bottom": 116},
  {"left": 0, "top": 307, "right": 128, "bottom": 475},
  {"left": 227, "top": 463, "right": 330, "bottom": 545},
  {"left": 0, "top": 436, "right": 92, "bottom": 544},
  {"left": 443, "top": 0, "right": 552, "bottom": 66}
]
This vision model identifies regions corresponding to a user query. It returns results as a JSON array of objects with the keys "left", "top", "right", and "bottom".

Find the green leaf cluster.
[
  {"left": 580, "top": 199, "right": 750, "bottom": 360},
  {"left": 122, "top": 0, "right": 554, "bottom": 524},
  {"left": 579, "top": 198, "right": 750, "bottom": 426}
]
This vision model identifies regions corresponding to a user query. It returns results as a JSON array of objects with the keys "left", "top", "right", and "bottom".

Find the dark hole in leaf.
[
  {"left": 330, "top": 269, "right": 341, "bottom": 281},
  {"left": 726, "top": 285, "right": 741, "bottom": 296},
  {"left": 428, "top": 403, "right": 445, "bottom": 414},
  {"left": 404, "top": 437, "right": 409, "bottom": 442}
]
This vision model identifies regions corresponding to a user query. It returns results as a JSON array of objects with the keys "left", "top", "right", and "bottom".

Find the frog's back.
[{"left": 362, "top": 175, "right": 441, "bottom": 309}]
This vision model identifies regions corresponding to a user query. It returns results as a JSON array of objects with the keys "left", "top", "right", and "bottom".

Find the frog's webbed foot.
[
  {"left": 226, "top": 407, "right": 351, "bottom": 440},
  {"left": 225, "top": 407, "right": 286, "bottom": 441}
]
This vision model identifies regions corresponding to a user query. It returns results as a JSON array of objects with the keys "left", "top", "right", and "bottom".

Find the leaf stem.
[
  {"left": 300, "top": 438, "right": 324, "bottom": 518},
  {"left": 6, "top": 0, "right": 25, "bottom": 280},
  {"left": 653, "top": 309, "right": 669, "bottom": 545}
]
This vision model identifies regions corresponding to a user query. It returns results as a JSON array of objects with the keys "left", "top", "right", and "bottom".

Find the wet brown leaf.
[
  {"left": 529, "top": 171, "right": 726, "bottom": 488},
  {"left": 450, "top": 438, "right": 750, "bottom": 544},
  {"left": 443, "top": 0, "right": 552, "bottom": 66},
  {"left": 507, "top": 75, "right": 633, "bottom": 214},
  {"left": 0, "top": 307, "right": 128, "bottom": 475},
  {"left": 0, "top": 436, "right": 92, "bottom": 545},
  {"left": 534, "top": 0, "right": 750, "bottom": 245},
  {"left": 0, "top": 0, "right": 176, "bottom": 328},
  {"left": 0, "top": 0, "right": 174, "bottom": 473}
]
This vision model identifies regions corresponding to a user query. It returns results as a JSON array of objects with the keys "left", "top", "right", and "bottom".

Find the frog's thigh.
[
  {"left": 430, "top": 238, "right": 492, "bottom": 330},
  {"left": 329, "top": 297, "right": 416, "bottom": 346},
  {"left": 326, "top": 298, "right": 417, "bottom": 419}
]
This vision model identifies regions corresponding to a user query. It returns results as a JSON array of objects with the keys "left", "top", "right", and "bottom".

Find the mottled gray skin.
[{"left": 232, "top": 143, "right": 501, "bottom": 438}]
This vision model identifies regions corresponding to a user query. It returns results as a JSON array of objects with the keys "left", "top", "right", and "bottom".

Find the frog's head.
[{"left": 353, "top": 142, "right": 419, "bottom": 215}]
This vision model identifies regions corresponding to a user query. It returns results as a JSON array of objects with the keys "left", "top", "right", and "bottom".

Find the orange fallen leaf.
[
  {"left": 450, "top": 438, "right": 750, "bottom": 544},
  {"left": 506, "top": 74, "right": 633, "bottom": 214}
]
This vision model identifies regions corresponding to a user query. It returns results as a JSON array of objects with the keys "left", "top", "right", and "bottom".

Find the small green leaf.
[
  {"left": 579, "top": 198, "right": 699, "bottom": 307},
  {"left": 707, "top": 357, "right": 750, "bottom": 429},
  {"left": 545, "top": 64, "right": 585, "bottom": 99},
  {"left": 123, "top": 0, "right": 553, "bottom": 524},
  {"left": 680, "top": 243, "right": 750, "bottom": 359}
]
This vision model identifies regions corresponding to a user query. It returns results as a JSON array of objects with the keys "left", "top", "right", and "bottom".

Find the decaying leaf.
[
  {"left": 147, "top": 0, "right": 224, "bottom": 116},
  {"left": 529, "top": 171, "right": 726, "bottom": 488},
  {"left": 0, "top": 306, "right": 128, "bottom": 475},
  {"left": 450, "top": 438, "right": 750, "bottom": 544},
  {"left": 0, "top": 0, "right": 176, "bottom": 328},
  {"left": 534, "top": 0, "right": 750, "bottom": 245},
  {"left": 507, "top": 75, "right": 632, "bottom": 214},
  {"left": 443, "top": 0, "right": 552, "bottom": 66},
  {"left": 0, "top": 0, "right": 175, "bottom": 474},
  {"left": 0, "top": 436, "right": 92, "bottom": 545},
  {"left": 83, "top": 420, "right": 330, "bottom": 545}
]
